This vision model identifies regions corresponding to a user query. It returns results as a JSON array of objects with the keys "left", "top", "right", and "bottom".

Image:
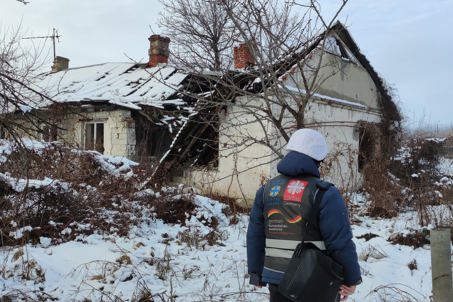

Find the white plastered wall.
[
  {"left": 291, "top": 100, "right": 381, "bottom": 189},
  {"left": 184, "top": 48, "right": 384, "bottom": 202},
  {"left": 25, "top": 108, "right": 136, "bottom": 158},
  {"left": 184, "top": 97, "right": 275, "bottom": 205},
  {"left": 312, "top": 50, "right": 380, "bottom": 109}
]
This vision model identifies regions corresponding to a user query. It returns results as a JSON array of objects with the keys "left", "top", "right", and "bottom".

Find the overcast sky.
[{"left": 1, "top": 0, "right": 452, "bottom": 130}]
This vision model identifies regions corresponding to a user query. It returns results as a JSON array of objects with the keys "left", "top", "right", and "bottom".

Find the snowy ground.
[
  {"left": 439, "top": 157, "right": 453, "bottom": 176},
  {"left": 1, "top": 143, "right": 453, "bottom": 301},
  {"left": 1, "top": 194, "right": 450, "bottom": 301}
]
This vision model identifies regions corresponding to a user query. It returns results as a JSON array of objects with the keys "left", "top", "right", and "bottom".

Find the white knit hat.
[{"left": 286, "top": 128, "right": 328, "bottom": 161}]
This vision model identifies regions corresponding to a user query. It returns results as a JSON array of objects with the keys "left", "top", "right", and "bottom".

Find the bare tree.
[
  {"left": 0, "top": 25, "right": 54, "bottom": 143},
  {"left": 155, "top": 0, "right": 401, "bottom": 199},
  {"left": 159, "top": 0, "right": 350, "bottom": 143},
  {"left": 158, "top": 0, "right": 241, "bottom": 71},
  {"left": 159, "top": 1, "right": 349, "bottom": 144}
]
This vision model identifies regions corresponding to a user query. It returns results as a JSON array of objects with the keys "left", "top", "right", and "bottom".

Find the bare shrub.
[
  {"left": 209, "top": 193, "right": 249, "bottom": 226},
  {"left": 0, "top": 142, "right": 148, "bottom": 247},
  {"left": 156, "top": 246, "right": 172, "bottom": 280},
  {"left": 0, "top": 180, "right": 146, "bottom": 247},
  {"left": 366, "top": 283, "right": 427, "bottom": 302},
  {"left": 362, "top": 132, "right": 449, "bottom": 223},
  {"left": 2, "top": 248, "right": 45, "bottom": 283},
  {"left": 1, "top": 185, "right": 94, "bottom": 246},
  {"left": 362, "top": 154, "right": 400, "bottom": 218},
  {"left": 143, "top": 193, "right": 196, "bottom": 225},
  {"left": 204, "top": 230, "right": 227, "bottom": 246},
  {"left": 389, "top": 229, "right": 430, "bottom": 249},
  {"left": 0, "top": 289, "right": 57, "bottom": 302},
  {"left": 177, "top": 227, "right": 226, "bottom": 249},
  {"left": 391, "top": 137, "right": 443, "bottom": 187},
  {"left": 320, "top": 143, "right": 360, "bottom": 200},
  {"left": 201, "top": 197, "right": 244, "bottom": 227},
  {"left": 177, "top": 229, "right": 204, "bottom": 249},
  {"left": 391, "top": 137, "right": 448, "bottom": 225},
  {"left": 0, "top": 145, "right": 104, "bottom": 185}
]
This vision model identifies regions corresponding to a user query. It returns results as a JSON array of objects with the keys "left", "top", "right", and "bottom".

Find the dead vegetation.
[
  {"left": 0, "top": 140, "right": 236, "bottom": 248},
  {"left": 356, "top": 128, "right": 453, "bottom": 248},
  {"left": 389, "top": 229, "right": 430, "bottom": 249},
  {"left": 361, "top": 132, "right": 450, "bottom": 221},
  {"left": 1, "top": 129, "right": 451, "bottom": 254}
]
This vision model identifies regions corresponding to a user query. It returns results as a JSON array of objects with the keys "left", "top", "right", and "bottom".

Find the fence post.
[{"left": 431, "top": 228, "right": 453, "bottom": 302}]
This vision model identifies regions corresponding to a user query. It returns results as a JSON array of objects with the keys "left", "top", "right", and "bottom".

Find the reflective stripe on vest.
[
  {"left": 265, "top": 248, "right": 293, "bottom": 259},
  {"left": 265, "top": 238, "right": 326, "bottom": 252}
]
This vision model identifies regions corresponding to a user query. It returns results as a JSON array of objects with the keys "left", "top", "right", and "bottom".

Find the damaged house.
[
  {"left": 158, "top": 22, "right": 401, "bottom": 201},
  {"left": 4, "top": 22, "right": 400, "bottom": 202},
  {"left": 4, "top": 35, "right": 216, "bottom": 165}
]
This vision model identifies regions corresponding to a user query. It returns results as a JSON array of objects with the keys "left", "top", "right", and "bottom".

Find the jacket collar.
[{"left": 277, "top": 151, "right": 320, "bottom": 178}]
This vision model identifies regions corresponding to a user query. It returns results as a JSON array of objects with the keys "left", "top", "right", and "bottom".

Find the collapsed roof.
[
  {"left": 153, "top": 22, "right": 402, "bottom": 179},
  {"left": 1, "top": 22, "right": 401, "bottom": 181}
]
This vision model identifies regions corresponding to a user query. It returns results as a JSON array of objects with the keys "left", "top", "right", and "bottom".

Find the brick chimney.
[
  {"left": 148, "top": 35, "right": 170, "bottom": 67},
  {"left": 51, "top": 56, "right": 69, "bottom": 72},
  {"left": 233, "top": 42, "right": 256, "bottom": 69}
]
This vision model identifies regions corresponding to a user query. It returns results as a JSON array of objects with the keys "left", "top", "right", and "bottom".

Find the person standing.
[{"left": 247, "top": 128, "right": 361, "bottom": 301}]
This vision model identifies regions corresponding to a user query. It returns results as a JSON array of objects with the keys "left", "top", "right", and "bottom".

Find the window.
[
  {"left": 85, "top": 122, "right": 104, "bottom": 153},
  {"left": 358, "top": 125, "right": 374, "bottom": 172},
  {"left": 324, "top": 35, "right": 359, "bottom": 64},
  {"left": 40, "top": 124, "right": 58, "bottom": 142},
  {"left": 0, "top": 126, "right": 6, "bottom": 139}
]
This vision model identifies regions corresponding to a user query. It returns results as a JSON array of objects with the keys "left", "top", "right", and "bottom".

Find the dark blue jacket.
[{"left": 247, "top": 151, "right": 362, "bottom": 286}]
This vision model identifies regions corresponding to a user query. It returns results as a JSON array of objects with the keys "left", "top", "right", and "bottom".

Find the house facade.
[
  {"left": 8, "top": 24, "right": 400, "bottom": 203},
  {"left": 182, "top": 23, "right": 400, "bottom": 202},
  {"left": 16, "top": 39, "right": 195, "bottom": 165},
  {"left": 184, "top": 61, "right": 384, "bottom": 201}
]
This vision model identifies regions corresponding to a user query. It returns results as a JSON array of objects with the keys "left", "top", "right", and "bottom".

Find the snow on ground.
[
  {"left": 1, "top": 195, "right": 265, "bottom": 301},
  {"left": 1, "top": 140, "right": 453, "bottom": 301},
  {"left": 352, "top": 211, "right": 431, "bottom": 301},
  {"left": 1, "top": 193, "right": 448, "bottom": 301},
  {"left": 439, "top": 157, "right": 453, "bottom": 176}
]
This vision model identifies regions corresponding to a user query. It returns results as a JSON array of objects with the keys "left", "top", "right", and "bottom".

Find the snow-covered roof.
[
  {"left": 31, "top": 62, "right": 190, "bottom": 111},
  {"left": 282, "top": 84, "right": 368, "bottom": 110}
]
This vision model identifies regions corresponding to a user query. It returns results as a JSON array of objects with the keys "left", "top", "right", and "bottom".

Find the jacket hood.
[{"left": 277, "top": 151, "right": 320, "bottom": 178}]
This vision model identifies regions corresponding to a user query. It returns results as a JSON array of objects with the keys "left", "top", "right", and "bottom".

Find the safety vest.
[{"left": 263, "top": 174, "right": 328, "bottom": 274}]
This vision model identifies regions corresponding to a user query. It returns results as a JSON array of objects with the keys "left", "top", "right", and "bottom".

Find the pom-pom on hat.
[{"left": 286, "top": 128, "right": 328, "bottom": 161}]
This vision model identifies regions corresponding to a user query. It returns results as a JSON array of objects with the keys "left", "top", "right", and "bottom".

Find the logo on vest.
[
  {"left": 269, "top": 185, "right": 281, "bottom": 197},
  {"left": 283, "top": 180, "right": 308, "bottom": 202},
  {"left": 267, "top": 209, "right": 302, "bottom": 224}
]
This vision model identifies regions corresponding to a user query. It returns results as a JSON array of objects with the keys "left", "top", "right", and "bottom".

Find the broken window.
[
  {"left": 325, "top": 36, "right": 344, "bottom": 57},
  {"left": 0, "top": 126, "right": 5, "bottom": 139},
  {"left": 40, "top": 123, "right": 58, "bottom": 142},
  {"left": 85, "top": 122, "right": 104, "bottom": 153},
  {"left": 357, "top": 124, "right": 375, "bottom": 172},
  {"left": 324, "top": 35, "right": 358, "bottom": 63},
  {"left": 135, "top": 123, "right": 172, "bottom": 157}
]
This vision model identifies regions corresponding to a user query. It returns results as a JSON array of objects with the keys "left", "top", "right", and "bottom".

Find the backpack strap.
[
  {"left": 300, "top": 180, "right": 333, "bottom": 243},
  {"left": 306, "top": 180, "right": 333, "bottom": 228}
]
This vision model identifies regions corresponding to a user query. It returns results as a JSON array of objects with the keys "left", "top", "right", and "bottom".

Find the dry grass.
[
  {"left": 361, "top": 133, "right": 451, "bottom": 225},
  {"left": 0, "top": 142, "right": 235, "bottom": 248}
]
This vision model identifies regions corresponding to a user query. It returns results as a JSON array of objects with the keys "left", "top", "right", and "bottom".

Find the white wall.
[
  {"left": 301, "top": 100, "right": 381, "bottom": 189},
  {"left": 25, "top": 107, "right": 136, "bottom": 158},
  {"left": 185, "top": 97, "right": 274, "bottom": 204},
  {"left": 184, "top": 48, "right": 384, "bottom": 202}
]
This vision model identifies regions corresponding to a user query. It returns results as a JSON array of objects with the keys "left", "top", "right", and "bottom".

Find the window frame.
[
  {"left": 84, "top": 121, "right": 105, "bottom": 153},
  {"left": 40, "top": 123, "right": 58, "bottom": 142}
]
